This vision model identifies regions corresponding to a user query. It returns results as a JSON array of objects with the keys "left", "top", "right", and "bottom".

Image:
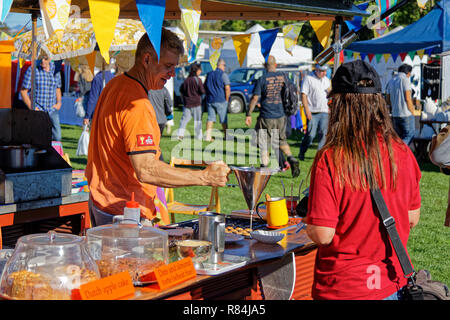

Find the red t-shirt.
[{"left": 307, "top": 139, "right": 421, "bottom": 300}]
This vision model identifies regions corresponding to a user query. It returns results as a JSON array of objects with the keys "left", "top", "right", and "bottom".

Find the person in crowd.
[
  {"left": 86, "top": 28, "right": 230, "bottom": 227},
  {"left": 149, "top": 86, "right": 173, "bottom": 136},
  {"left": 429, "top": 124, "right": 450, "bottom": 227},
  {"left": 204, "top": 58, "right": 230, "bottom": 141},
  {"left": 74, "top": 64, "right": 94, "bottom": 114},
  {"left": 83, "top": 65, "right": 115, "bottom": 126},
  {"left": 306, "top": 60, "right": 421, "bottom": 300},
  {"left": 385, "top": 63, "right": 421, "bottom": 147},
  {"left": 245, "top": 55, "right": 300, "bottom": 178},
  {"left": 298, "top": 64, "right": 331, "bottom": 161},
  {"left": 20, "top": 54, "right": 62, "bottom": 141},
  {"left": 148, "top": 86, "right": 173, "bottom": 161},
  {"left": 178, "top": 62, "right": 205, "bottom": 141}
]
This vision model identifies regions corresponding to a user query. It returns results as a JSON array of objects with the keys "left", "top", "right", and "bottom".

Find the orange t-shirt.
[{"left": 85, "top": 73, "right": 161, "bottom": 219}]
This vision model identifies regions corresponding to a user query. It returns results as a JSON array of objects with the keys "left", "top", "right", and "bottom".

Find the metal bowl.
[{"left": 176, "top": 240, "right": 212, "bottom": 264}]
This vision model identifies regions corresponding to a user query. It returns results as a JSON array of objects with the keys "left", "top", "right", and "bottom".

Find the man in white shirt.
[{"left": 298, "top": 64, "right": 331, "bottom": 160}]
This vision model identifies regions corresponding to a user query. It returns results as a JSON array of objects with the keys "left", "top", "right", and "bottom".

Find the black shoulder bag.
[{"left": 371, "top": 187, "right": 450, "bottom": 300}]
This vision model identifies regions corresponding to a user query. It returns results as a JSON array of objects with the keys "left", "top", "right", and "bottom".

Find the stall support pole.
[
  {"left": 30, "top": 12, "right": 38, "bottom": 111},
  {"left": 333, "top": 16, "right": 343, "bottom": 76}
]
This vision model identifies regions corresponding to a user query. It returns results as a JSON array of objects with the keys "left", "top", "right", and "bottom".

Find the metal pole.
[
  {"left": 333, "top": 16, "right": 343, "bottom": 76},
  {"left": 30, "top": 12, "right": 38, "bottom": 110}
]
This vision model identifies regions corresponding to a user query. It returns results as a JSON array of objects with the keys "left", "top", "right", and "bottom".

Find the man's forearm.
[
  {"left": 246, "top": 96, "right": 258, "bottom": 116},
  {"left": 20, "top": 90, "right": 32, "bottom": 109}
]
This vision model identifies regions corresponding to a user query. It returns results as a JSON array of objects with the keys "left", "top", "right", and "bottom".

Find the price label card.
[
  {"left": 78, "top": 272, "right": 135, "bottom": 300},
  {"left": 144, "top": 257, "right": 197, "bottom": 291}
]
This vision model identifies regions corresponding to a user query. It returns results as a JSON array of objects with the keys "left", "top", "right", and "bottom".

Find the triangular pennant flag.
[
  {"left": 282, "top": 23, "right": 304, "bottom": 56},
  {"left": 310, "top": 20, "right": 333, "bottom": 49},
  {"left": 368, "top": 53, "right": 375, "bottom": 62},
  {"left": 425, "top": 48, "right": 434, "bottom": 56},
  {"left": 0, "top": 0, "right": 13, "bottom": 23},
  {"left": 407, "top": 51, "right": 416, "bottom": 61},
  {"left": 399, "top": 52, "right": 407, "bottom": 61},
  {"left": 209, "top": 37, "right": 223, "bottom": 70},
  {"left": 179, "top": 0, "right": 201, "bottom": 46},
  {"left": 232, "top": 34, "right": 251, "bottom": 67},
  {"left": 360, "top": 53, "right": 367, "bottom": 61},
  {"left": 39, "top": 0, "right": 72, "bottom": 41},
  {"left": 345, "top": 2, "right": 369, "bottom": 32},
  {"left": 136, "top": 0, "right": 166, "bottom": 61},
  {"left": 391, "top": 53, "right": 399, "bottom": 62},
  {"left": 85, "top": 51, "right": 97, "bottom": 76},
  {"left": 383, "top": 53, "right": 390, "bottom": 63},
  {"left": 259, "top": 28, "right": 278, "bottom": 62},
  {"left": 353, "top": 52, "right": 360, "bottom": 59},
  {"left": 88, "top": 0, "right": 120, "bottom": 64},
  {"left": 375, "top": 53, "right": 383, "bottom": 63},
  {"left": 417, "top": 49, "right": 425, "bottom": 59},
  {"left": 417, "top": 0, "right": 428, "bottom": 9},
  {"left": 345, "top": 50, "right": 353, "bottom": 60},
  {"left": 19, "top": 58, "right": 25, "bottom": 68},
  {"left": 375, "top": 0, "right": 397, "bottom": 27},
  {"left": 188, "top": 38, "right": 203, "bottom": 63}
]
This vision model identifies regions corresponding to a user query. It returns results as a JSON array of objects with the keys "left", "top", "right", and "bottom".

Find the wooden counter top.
[{"left": 131, "top": 226, "right": 316, "bottom": 300}]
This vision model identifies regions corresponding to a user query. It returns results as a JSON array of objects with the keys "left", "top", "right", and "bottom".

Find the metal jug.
[{"left": 198, "top": 212, "right": 225, "bottom": 264}]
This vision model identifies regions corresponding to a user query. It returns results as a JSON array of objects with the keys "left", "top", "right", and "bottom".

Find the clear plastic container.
[
  {"left": 86, "top": 222, "right": 168, "bottom": 285},
  {"left": 0, "top": 231, "right": 100, "bottom": 300}
]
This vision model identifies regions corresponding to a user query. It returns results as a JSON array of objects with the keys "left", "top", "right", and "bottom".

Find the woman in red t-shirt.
[{"left": 306, "top": 60, "right": 421, "bottom": 300}]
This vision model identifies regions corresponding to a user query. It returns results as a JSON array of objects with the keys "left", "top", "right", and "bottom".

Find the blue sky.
[{"left": 3, "top": 12, "right": 40, "bottom": 32}]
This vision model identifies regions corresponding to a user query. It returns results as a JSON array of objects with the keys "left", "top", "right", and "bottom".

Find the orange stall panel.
[{"left": 0, "top": 40, "right": 14, "bottom": 109}]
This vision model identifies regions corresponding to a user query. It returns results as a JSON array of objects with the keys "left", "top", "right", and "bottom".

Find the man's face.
[
  {"left": 315, "top": 69, "right": 327, "bottom": 79},
  {"left": 145, "top": 48, "right": 179, "bottom": 90},
  {"left": 40, "top": 58, "right": 50, "bottom": 70}
]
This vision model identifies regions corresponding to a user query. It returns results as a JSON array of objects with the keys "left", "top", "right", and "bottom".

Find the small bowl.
[
  {"left": 250, "top": 230, "right": 285, "bottom": 244},
  {"left": 176, "top": 240, "right": 212, "bottom": 264}
]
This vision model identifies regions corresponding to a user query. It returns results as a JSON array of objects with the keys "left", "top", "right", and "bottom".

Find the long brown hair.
[{"left": 313, "top": 83, "right": 403, "bottom": 191}]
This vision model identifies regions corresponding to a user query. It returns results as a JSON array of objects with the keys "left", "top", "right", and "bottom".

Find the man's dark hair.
[
  {"left": 189, "top": 63, "right": 201, "bottom": 77},
  {"left": 398, "top": 64, "right": 412, "bottom": 74}
]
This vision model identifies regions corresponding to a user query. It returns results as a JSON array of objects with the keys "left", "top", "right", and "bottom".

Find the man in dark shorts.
[{"left": 245, "top": 55, "right": 300, "bottom": 178}]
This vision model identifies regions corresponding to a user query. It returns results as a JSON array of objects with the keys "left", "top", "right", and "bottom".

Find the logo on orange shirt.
[{"left": 137, "top": 134, "right": 155, "bottom": 146}]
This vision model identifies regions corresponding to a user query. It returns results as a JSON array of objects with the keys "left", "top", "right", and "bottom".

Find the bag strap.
[{"left": 370, "top": 187, "right": 416, "bottom": 279}]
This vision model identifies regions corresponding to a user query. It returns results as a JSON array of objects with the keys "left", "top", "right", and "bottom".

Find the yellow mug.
[{"left": 256, "top": 197, "right": 289, "bottom": 228}]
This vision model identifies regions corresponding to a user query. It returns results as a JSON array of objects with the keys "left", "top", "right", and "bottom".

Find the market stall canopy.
[
  {"left": 11, "top": 0, "right": 369, "bottom": 20},
  {"left": 347, "top": 0, "right": 450, "bottom": 54}
]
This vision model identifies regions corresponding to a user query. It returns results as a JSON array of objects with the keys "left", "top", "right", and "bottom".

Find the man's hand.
[
  {"left": 245, "top": 116, "right": 252, "bottom": 127},
  {"left": 202, "top": 161, "right": 230, "bottom": 187},
  {"left": 83, "top": 119, "right": 90, "bottom": 126},
  {"left": 305, "top": 109, "right": 312, "bottom": 121},
  {"left": 52, "top": 102, "right": 62, "bottom": 110}
]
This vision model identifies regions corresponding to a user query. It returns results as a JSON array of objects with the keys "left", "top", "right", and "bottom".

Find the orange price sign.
[
  {"left": 78, "top": 272, "right": 135, "bottom": 300},
  {"left": 148, "top": 257, "right": 197, "bottom": 291}
]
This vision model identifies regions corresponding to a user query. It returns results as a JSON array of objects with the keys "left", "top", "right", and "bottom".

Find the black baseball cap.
[{"left": 330, "top": 60, "right": 381, "bottom": 95}]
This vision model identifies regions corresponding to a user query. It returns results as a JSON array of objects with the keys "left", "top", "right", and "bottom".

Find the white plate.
[{"left": 250, "top": 230, "right": 285, "bottom": 244}]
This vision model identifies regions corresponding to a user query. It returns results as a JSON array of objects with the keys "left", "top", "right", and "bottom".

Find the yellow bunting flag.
[
  {"left": 88, "top": 0, "right": 120, "bottom": 64},
  {"left": 417, "top": 0, "right": 428, "bottom": 9},
  {"left": 39, "top": 0, "right": 72, "bottom": 42},
  {"left": 179, "top": 0, "right": 202, "bottom": 46},
  {"left": 310, "top": 20, "right": 333, "bottom": 49},
  {"left": 85, "top": 50, "right": 97, "bottom": 75},
  {"left": 232, "top": 34, "right": 251, "bottom": 67},
  {"left": 282, "top": 23, "right": 305, "bottom": 56},
  {"left": 417, "top": 49, "right": 425, "bottom": 59},
  {"left": 209, "top": 37, "right": 223, "bottom": 70},
  {"left": 383, "top": 53, "right": 390, "bottom": 63}
]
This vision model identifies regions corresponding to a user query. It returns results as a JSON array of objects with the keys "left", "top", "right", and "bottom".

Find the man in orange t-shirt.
[{"left": 86, "top": 28, "right": 230, "bottom": 226}]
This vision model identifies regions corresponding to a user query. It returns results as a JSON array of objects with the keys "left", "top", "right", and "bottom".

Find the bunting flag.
[
  {"left": 417, "top": 0, "right": 428, "bottom": 9},
  {"left": 85, "top": 50, "right": 97, "bottom": 76},
  {"left": 136, "top": 0, "right": 166, "bottom": 61},
  {"left": 179, "top": 0, "right": 201, "bottom": 47},
  {"left": 407, "top": 51, "right": 416, "bottom": 60},
  {"left": 282, "top": 23, "right": 304, "bottom": 56},
  {"left": 383, "top": 53, "right": 390, "bottom": 63},
  {"left": 399, "top": 52, "right": 407, "bottom": 61},
  {"left": 188, "top": 38, "right": 203, "bottom": 63},
  {"left": 232, "top": 34, "right": 251, "bottom": 67},
  {"left": 417, "top": 49, "right": 425, "bottom": 59},
  {"left": 391, "top": 53, "right": 399, "bottom": 62},
  {"left": 360, "top": 53, "right": 367, "bottom": 61},
  {"left": 39, "top": 0, "right": 72, "bottom": 41},
  {"left": 310, "top": 20, "right": 333, "bottom": 49},
  {"left": 88, "top": 0, "right": 120, "bottom": 64},
  {"left": 0, "top": 0, "right": 13, "bottom": 22},
  {"left": 375, "top": 0, "right": 397, "bottom": 27},
  {"left": 209, "top": 37, "right": 223, "bottom": 70},
  {"left": 375, "top": 53, "right": 383, "bottom": 63},
  {"left": 368, "top": 53, "right": 375, "bottom": 62},
  {"left": 345, "top": 2, "right": 369, "bottom": 32},
  {"left": 259, "top": 28, "right": 278, "bottom": 62}
]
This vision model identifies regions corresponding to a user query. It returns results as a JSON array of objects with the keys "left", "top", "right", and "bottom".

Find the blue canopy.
[{"left": 347, "top": 0, "right": 450, "bottom": 54}]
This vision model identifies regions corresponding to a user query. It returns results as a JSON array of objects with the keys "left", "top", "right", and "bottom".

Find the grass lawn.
[{"left": 62, "top": 108, "right": 450, "bottom": 285}]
